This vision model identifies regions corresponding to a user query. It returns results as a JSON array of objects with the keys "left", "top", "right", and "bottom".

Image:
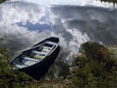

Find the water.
[{"left": 0, "top": 0, "right": 117, "bottom": 79}]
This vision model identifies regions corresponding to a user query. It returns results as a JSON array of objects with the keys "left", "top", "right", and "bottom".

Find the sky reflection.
[
  {"left": 0, "top": 1, "right": 52, "bottom": 57},
  {"left": 17, "top": 21, "right": 52, "bottom": 32},
  {"left": 0, "top": 0, "right": 117, "bottom": 79},
  {"left": 10, "top": 0, "right": 116, "bottom": 8}
]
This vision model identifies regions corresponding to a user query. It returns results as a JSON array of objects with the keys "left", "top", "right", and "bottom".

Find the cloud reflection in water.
[
  {"left": 0, "top": 1, "right": 52, "bottom": 57},
  {"left": 44, "top": 5, "right": 117, "bottom": 79},
  {"left": 0, "top": 0, "right": 117, "bottom": 79}
]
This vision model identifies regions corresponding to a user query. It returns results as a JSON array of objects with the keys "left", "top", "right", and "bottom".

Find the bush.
[
  {"left": 81, "top": 42, "right": 111, "bottom": 62},
  {"left": 69, "top": 42, "right": 117, "bottom": 88}
]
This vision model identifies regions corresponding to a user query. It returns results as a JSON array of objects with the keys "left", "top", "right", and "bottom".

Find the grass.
[{"left": 0, "top": 39, "right": 39, "bottom": 88}]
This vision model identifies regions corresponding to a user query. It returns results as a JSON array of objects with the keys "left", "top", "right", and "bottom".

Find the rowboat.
[{"left": 10, "top": 37, "right": 60, "bottom": 79}]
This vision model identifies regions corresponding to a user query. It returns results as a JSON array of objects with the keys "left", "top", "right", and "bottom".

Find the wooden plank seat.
[
  {"left": 32, "top": 50, "right": 48, "bottom": 56},
  {"left": 23, "top": 56, "right": 39, "bottom": 62}
]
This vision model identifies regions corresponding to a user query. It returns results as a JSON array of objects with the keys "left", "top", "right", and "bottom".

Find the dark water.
[{"left": 0, "top": 0, "right": 117, "bottom": 79}]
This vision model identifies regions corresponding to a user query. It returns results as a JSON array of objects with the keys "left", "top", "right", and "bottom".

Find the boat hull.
[{"left": 20, "top": 45, "right": 60, "bottom": 79}]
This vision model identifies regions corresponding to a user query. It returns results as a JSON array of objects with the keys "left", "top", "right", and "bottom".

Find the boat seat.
[
  {"left": 25, "top": 60, "right": 37, "bottom": 66},
  {"left": 23, "top": 56, "right": 39, "bottom": 62},
  {"left": 33, "top": 54, "right": 45, "bottom": 59},
  {"left": 32, "top": 50, "right": 48, "bottom": 56},
  {"left": 42, "top": 46, "right": 51, "bottom": 49},
  {"left": 42, "top": 48, "right": 50, "bottom": 52},
  {"left": 45, "top": 41, "right": 57, "bottom": 46}
]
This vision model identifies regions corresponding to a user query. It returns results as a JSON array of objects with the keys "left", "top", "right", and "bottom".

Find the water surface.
[{"left": 0, "top": 0, "right": 117, "bottom": 79}]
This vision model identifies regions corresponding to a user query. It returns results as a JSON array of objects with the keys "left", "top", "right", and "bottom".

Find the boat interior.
[{"left": 13, "top": 40, "right": 58, "bottom": 68}]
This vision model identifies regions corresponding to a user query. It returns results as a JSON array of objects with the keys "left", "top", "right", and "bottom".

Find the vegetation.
[
  {"left": 99, "top": 0, "right": 117, "bottom": 4},
  {"left": 0, "top": 38, "right": 39, "bottom": 88},
  {"left": 68, "top": 42, "right": 117, "bottom": 88}
]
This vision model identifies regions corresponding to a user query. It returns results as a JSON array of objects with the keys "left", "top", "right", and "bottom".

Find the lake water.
[{"left": 0, "top": 0, "right": 117, "bottom": 79}]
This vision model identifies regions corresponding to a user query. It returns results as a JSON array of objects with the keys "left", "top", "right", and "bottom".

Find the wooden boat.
[{"left": 10, "top": 37, "right": 60, "bottom": 79}]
